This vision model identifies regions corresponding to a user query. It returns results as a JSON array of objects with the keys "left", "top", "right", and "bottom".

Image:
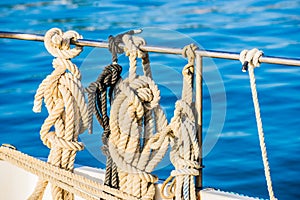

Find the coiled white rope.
[
  {"left": 240, "top": 48, "right": 277, "bottom": 200},
  {"left": 0, "top": 145, "right": 139, "bottom": 200},
  {"left": 3, "top": 28, "right": 200, "bottom": 200},
  {"left": 29, "top": 28, "right": 89, "bottom": 200},
  {"left": 108, "top": 34, "right": 172, "bottom": 200},
  {"left": 161, "top": 44, "right": 200, "bottom": 200}
]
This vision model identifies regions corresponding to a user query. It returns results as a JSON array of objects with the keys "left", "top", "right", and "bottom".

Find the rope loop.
[
  {"left": 29, "top": 28, "right": 88, "bottom": 200},
  {"left": 240, "top": 48, "right": 277, "bottom": 200},
  {"left": 240, "top": 48, "right": 263, "bottom": 72},
  {"left": 182, "top": 43, "right": 198, "bottom": 75},
  {"left": 107, "top": 32, "right": 172, "bottom": 199},
  {"left": 122, "top": 34, "right": 146, "bottom": 54},
  {"left": 160, "top": 43, "right": 199, "bottom": 200},
  {"left": 161, "top": 176, "right": 177, "bottom": 199},
  {"left": 108, "top": 29, "right": 142, "bottom": 63},
  {"left": 122, "top": 33, "right": 153, "bottom": 81},
  {"left": 44, "top": 28, "right": 83, "bottom": 59},
  {"left": 86, "top": 63, "right": 122, "bottom": 134}
]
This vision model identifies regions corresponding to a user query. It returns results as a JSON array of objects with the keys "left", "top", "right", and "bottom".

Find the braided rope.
[
  {"left": 240, "top": 48, "right": 277, "bottom": 200},
  {"left": 161, "top": 44, "right": 200, "bottom": 200},
  {"left": 86, "top": 63, "right": 122, "bottom": 189},
  {"left": 29, "top": 28, "right": 88, "bottom": 200},
  {"left": 85, "top": 32, "right": 140, "bottom": 189},
  {"left": 0, "top": 145, "right": 139, "bottom": 200},
  {"left": 26, "top": 29, "right": 199, "bottom": 200},
  {"left": 108, "top": 34, "right": 172, "bottom": 200}
]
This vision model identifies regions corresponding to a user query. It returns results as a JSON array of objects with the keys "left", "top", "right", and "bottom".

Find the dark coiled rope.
[
  {"left": 86, "top": 36, "right": 123, "bottom": 189},
  {"left": 86, "top": 30, "right": 142, "bottom": 189}
]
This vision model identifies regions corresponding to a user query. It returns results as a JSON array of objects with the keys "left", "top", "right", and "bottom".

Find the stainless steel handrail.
[{"left": 1, "top": 31, "right": 300, "bottom": 66}]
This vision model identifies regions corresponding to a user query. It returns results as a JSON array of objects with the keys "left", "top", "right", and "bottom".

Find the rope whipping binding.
[
  {"left": 240, "top": 48, "right": 277, "bottom": 200},
  {"left": 161, "top": 44, "right": 201, "bottom": 200},
  {"left": 29, "top": 28, "right": 89, "bottom": 200},
  {"left": 86, "top": 30, "right": 142, "bottom": 189}
]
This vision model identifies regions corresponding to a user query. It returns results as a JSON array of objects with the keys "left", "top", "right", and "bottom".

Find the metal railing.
[{"left": 1, "top": 30, "right": 300, "bottom": 190}]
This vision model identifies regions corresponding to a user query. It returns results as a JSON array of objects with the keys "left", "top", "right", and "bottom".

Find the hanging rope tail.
[
  {"left": 86, "top": 63, "right": 122, "bottom": 189},
  {"left": 240, "top": 48, "right": 277, "bottom": 200},
  {"left": 86, "top": 34, "right": 125, "bottom": 189},
  {"left": 161, "top": 43, "right": 200, "bottom": 200},
  {"left": 29, "top": 28, "right": 88, "bottom": 200},
  {"left": 108, "top": 33, "right": 173, "bottom": 200}
]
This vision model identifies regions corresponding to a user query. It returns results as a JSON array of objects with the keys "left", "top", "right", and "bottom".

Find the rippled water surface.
[{"left": 0, "top": 1, "right": 300, "bottom": 199}]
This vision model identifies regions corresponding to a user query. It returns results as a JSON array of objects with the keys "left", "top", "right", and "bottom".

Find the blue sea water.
[{"left": 0, "top": 0, "right": 300, "bottom": 199}]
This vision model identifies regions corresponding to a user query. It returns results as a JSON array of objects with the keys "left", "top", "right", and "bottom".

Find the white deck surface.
[{"left": 0, "top": 160, "right": 260, "bottom": 200}]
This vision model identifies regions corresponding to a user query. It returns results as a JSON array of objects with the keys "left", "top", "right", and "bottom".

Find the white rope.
[
  {"left": 240, "top": 48, "right": 277, "bottom": 200},
  {"left": 29, "top": 28, "right": 89, "bottom": 200},
  {"left": 0, "top": 145, "right": 139, "bottom": 200},
  {"left": 108, "top": 34, "right": 172, "bottom": 200},
  {"left": 161, "top": 44, "right": 200, "bottom": 200},
  {"left": 28, "top": 31, "right": 199, "bottom": 200}
]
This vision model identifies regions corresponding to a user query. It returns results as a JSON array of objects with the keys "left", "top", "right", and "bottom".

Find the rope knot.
[
  {"left": 174, "top": 100, "right": 195, "bottom": 122},
  {"left": 108, "top": 31, "right": 172, "bottom": 200},
  {"left": 102, "top": 64, "right": 123, "bottom": 86},
  {"left": 137, "top": 87, "right": 153, "bottom": 102},
  {"left": 122, "top": 34, "right": 146, "bottom": 57},
  {"left": 182, "top": 43, "right": 198, "bottom": 76},
  {"left": 30, "top": 27, "right": 89, "bottom": 199},
  {"left": 149, "top": 126, "right": 174, "bottom": 150},
  {"left": 121, "top": 77, "right": 160, "bottom": 119},
  {"left": 240, "top": 48, "right": 264, "bottom": 72},
  {"left": 51, "top": 33, "right": 64, "bottom": 48},
  {"left": 44, "top": 28, "right": 83, "bottom": 59},
  {"left": 47, "top": 132, "right": 85, "bottom": 151},
  {"left": 88, "top": 64, "right": 121, "bottom": 92},
  {"left": 171, "top": 167, "right": 200, "bottom": 177},
  {"left": 86, "top": 63, "right": 122, "bottom": 135}
]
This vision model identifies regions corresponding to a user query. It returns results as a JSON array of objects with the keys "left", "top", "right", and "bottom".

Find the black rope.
[
  {"left": 94, "top": 63, "right": 122, "bottom": 129},
  {"left": 87, "top": 30, "right": 143, "bottom": 190},
  {"left": 92, "top": 63, "right": 122, "bottom": 189},
  {"left": 93, "top": 29, "right": 142, "bottom": 131},
  {"left": 86, "top": 40, "right": 123, "bottom": 190}
]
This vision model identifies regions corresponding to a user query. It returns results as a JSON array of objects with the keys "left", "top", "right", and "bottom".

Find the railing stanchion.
[{"left": 195, "top": 54, "right": 203, "bottom": 192}]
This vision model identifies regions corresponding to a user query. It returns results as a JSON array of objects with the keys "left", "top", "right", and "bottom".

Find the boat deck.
[{"left": 0, "top": 160, "right": 260, "bottom": 200}]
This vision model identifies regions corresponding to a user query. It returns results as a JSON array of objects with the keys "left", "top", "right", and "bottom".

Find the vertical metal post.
[{"left": 195, "top": 54, "right": 203, "bottom": 191}]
